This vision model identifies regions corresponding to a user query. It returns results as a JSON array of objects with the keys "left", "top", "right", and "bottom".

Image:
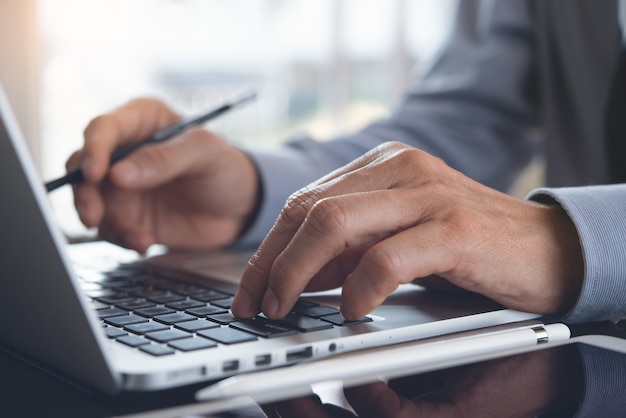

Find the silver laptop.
[{"left": 0, "top": 83, "right": 540, "bottom": 395}]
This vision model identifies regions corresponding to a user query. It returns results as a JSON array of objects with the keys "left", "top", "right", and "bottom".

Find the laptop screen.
[{"left": 0, "top": 84, "right": 119, "bottom": 393}]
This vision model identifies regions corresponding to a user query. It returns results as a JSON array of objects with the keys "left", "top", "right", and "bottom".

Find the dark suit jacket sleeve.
[{"left": 237, "top": 0, "right": 540, "bottom": 247}]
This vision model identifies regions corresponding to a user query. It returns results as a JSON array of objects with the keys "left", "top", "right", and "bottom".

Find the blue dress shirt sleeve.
[
  {"left": 528, "top": 185, "right": 626, "bottom": 323},
  {"left": 574, "top": 343, "right": 626, "bottom": 417}
]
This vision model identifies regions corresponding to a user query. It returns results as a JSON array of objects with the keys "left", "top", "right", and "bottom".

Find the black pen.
[{"left": 45, "top": 90, "right": 257, "bottom": 192}]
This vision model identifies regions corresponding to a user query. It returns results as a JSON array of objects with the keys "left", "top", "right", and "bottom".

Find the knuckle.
[
  {"left": 282, "top": 187, "right": 324, "bottom": 225},
  {"left": 379, "top": 140, "right": 410, "bottom": 153},
  {"left": 388, "top": 146, "right": 448, "bottom": 179},
  {"left": 444, "top": 209, "right": 480, "bottom": 241},
  {"left": 363, "top": 246, "right": 405, "bottom": 292},
  {"left": 245, "top": 249, "right": 273, "bottom": 279},
  {"left": 305, "top": 198, "right": 352, "bottom": 241},
  {"left": 392, "top": 145, "right": 426, "bottom": 166},
  {"left": 83, "top": 114, "right": 112, "bottom": 141},
  {"left": 419, "top": 177, "right": 452, "bottom": 198},
  {"left": 136, "top": 144, "right": 171, "bottom": 167}
]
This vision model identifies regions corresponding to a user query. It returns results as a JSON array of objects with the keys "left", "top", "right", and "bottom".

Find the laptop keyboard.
[{"left": 77, "top": 264, "right": 372, "bottom": 357}]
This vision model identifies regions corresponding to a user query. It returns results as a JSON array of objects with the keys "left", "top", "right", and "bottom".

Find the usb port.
[
  {"left": 255, "top": 354, "right": 272, "bottom": 366},
  {"left": 286, "top": 346, "right": 313, "bottom": 362},
  {"left": 222, "top": 360, "right": 239, "bottom": 372}
]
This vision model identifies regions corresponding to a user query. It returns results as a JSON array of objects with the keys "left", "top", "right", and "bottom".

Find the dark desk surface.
[{"left": 2, "top": 321, "right": 626, "bottom": 418}]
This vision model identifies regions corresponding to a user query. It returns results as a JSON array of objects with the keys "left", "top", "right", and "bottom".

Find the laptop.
[{"left": 0, "top": 82, "right": 542, "bottom": 395}]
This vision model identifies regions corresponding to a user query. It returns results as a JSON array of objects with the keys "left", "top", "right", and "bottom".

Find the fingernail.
[
  {"left": 340, "top": 305, "right": 358, "bottom": 322},
  {"left": 261, "top": 288, "right": 280, "bottom": 318}
]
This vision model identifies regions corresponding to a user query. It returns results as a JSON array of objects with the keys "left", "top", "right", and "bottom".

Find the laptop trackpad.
[{"left": 144, "top": 249, "right": 254, "bottom": 284}]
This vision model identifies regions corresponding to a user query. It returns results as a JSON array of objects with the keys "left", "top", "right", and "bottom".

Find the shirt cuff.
[
  {"left": 527, "top": 185, "right": 626, "bottom": 322},
  {"left": 234, "top": 143, "right": 331, "bottom": 248}
]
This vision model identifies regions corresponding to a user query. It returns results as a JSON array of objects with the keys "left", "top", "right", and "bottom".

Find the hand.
[
  {"left": 232, "top": 141, "right": 583, "bottom": 320},
  {"left": 67, "top": 98, "right": 259, "bottom": 253}
]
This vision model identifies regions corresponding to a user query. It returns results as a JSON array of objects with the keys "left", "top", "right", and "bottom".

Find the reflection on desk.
[{"left": 263, "top": 339, "right": 626, "bottom": 418}]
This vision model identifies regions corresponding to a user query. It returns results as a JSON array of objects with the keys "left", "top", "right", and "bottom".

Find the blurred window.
[{"left": 37, "top": 0, "right": 454, "bottom": 234}]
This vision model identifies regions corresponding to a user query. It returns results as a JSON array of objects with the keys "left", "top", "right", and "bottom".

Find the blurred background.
[{"left": 0, "top": 0, "right": 455, "bottom": 236}]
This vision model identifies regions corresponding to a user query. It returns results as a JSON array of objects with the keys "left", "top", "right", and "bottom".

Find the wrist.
[
  {"left": 237, "top": 157, "right": 264, "bottom": 240},
  {"left": 529, "top": 197, "right": 584, "bottom": 316}
]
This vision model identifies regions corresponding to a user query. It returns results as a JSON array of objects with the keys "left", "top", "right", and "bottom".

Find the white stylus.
[{"left": 196, "top": 322, "right": 570, "bottom": 402}]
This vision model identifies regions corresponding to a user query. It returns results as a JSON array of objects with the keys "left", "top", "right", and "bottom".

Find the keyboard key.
[
  {"left": 165, "top": 299, "right": 205, "bottom": 310},
  {"left": 271, "top": 313, "right": 334, "bottom": 332},
  {"left": 210, "top": 297, "right": 234, "bottom": 309},
  {"left": 124, "top": 321, "right": 169, "bottom": 334},
  {"left": 146, "top": 329, "right": 192, "bottom": 343},
  {"left": 230, "top": 318, "right": 297, "bottom": 338},
  {"left": 119, "top": 285, "right": 150, "bottom": 294},
  {"left": 168, "top": 337, "right": 218, "bottom": 352},
  {"left": 91, "top": 300, "right": 112, "bottom": 310},
  {"left": 166, "top": 283, "right": 205, "bottom": 296},
  {"left": 99, "top": 280, "right": 131, "bottom": 288},
  {"left": 296, "top": 306, "right": 340, "bottom": 318},
  {"left": 291, "top": 300, "right": 319, "bottom": 310},
  {"left": 175, "top": 319, "right": 219, "bottom": 333},
  {"left": 97, "top": 307, "right": 129, "bottom": 319},
  {"left": 117, "top": 334, "right": 150, "bottom": 347},
  {"left": 320, "top": 313, "right": 372, "bottom": 326},
  {"left": 153, "top": 312, "right": 196, "bottom": 325},
  {"left": 198, "top": 327, "right": 257, "bottom": 344},
  {"left": 107, "top": 269, "right": 143, "bottom": 280},
  {"left": 186, "top": 305, "right": 228, "bottom": 317},
  {"left": 116, "top": 298, "right": 155, "bottom": 310},
  {"left": 133, "top": 276, "right": 168, "bottom": 287},
  {"left": 131, "top": 288, "right": 165, "bottom": 298},
  {"left": 154, "top": 281, "right": 184, "bottom": 291},
  {"left": 192, "top": 290, "right": 230, "bottom": 302},
  {"left": 135, "top": 306, "right": 176, "bottom": 318},
  {"left": 140, "top": 344, "right": 175, "bottom": 356},
  {"left": 97, "top": 293, "right": 134, "bottom": 305},
  {"left": 146, "top": 292, "right": 185, "bottom": 304},
  {"left": 206, "top": 312, "right": 237, "bottom": 325},
  {"left": 104, "top": 326, "right": 127, "bottom": 338},
  {"left": 105, "top": 314, "right": 148, "bottom": 327}
]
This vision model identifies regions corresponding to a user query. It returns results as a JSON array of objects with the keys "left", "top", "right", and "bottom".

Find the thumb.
[{"left": 108, "top": 128, "right": 219, "bottom": 189}]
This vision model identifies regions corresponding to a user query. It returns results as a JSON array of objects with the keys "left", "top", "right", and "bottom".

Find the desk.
[{"left": 2, "top": 321, "right": 626, "bottom": 417}]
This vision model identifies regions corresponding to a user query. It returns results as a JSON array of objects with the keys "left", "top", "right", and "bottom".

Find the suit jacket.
[
  {"left": 240, "top": 0, "right": 626, "bottom": 322},
  {"left": 533, "top": 0, "right": 618, "bottom": 185}
]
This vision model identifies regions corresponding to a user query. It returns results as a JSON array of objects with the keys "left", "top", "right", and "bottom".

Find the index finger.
[
  {"left": 231, "top": 143, "right": 414, "bottom": 319},
  {"left": 78, "top": 99, "right": 180, "bottom": 182},
  {"left": 231, "top": 189, "right": 321, "bottom": 318},
  {"left": 231, "top": 145, "right": 394, "bottom": 318}
]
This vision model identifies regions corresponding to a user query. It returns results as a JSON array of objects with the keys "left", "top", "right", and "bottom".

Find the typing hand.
[
  {"left": 67, "top": 98, "right": 259, "bottom": 253},
  {"left": 232, "top": 141, "right": 583, "bottom": 320}
]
